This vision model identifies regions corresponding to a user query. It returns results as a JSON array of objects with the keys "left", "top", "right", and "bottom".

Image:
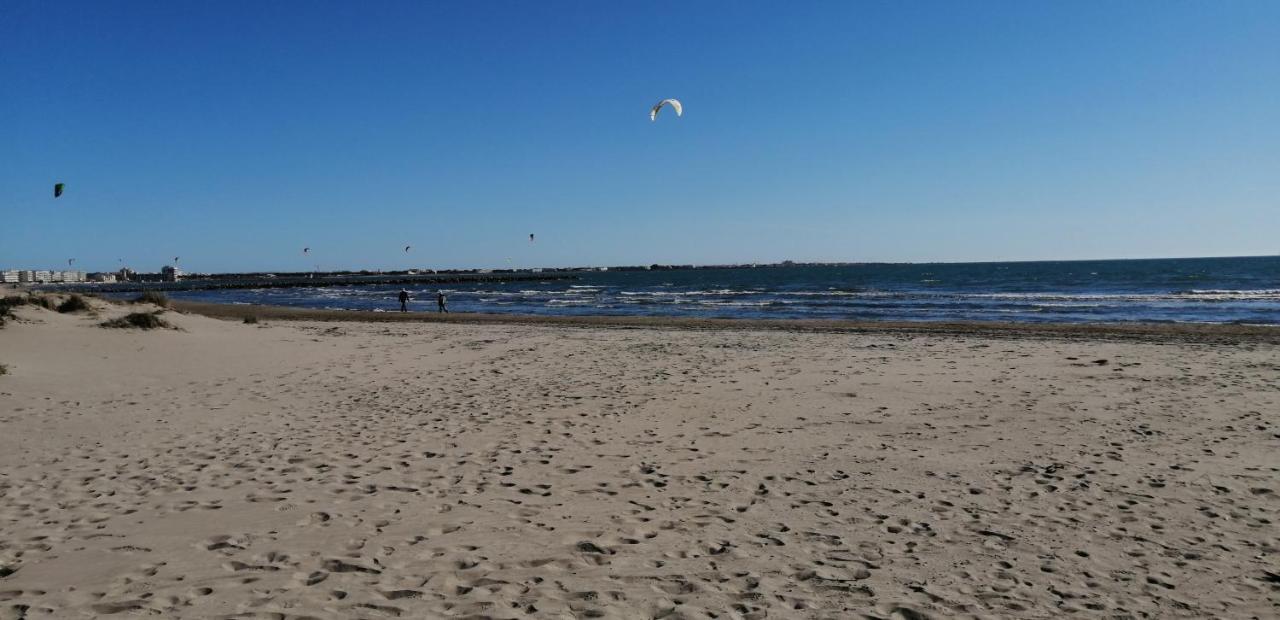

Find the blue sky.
[{"left": 2, "top": 1, "right": 1278, "bottom": 272}]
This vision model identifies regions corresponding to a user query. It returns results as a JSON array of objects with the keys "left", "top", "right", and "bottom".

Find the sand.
[{"left": 0, "top": 297, "right": 1277, "bottom": 618}]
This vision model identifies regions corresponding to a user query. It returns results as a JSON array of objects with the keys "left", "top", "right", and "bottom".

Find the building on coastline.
[
  {"left": 161, "top": 265, "right": 184, "bottom": 282},
  {"left": 2, "top": 269, "right": 85, "bottom": 283},
  {"left": 88, "top": 272, "right": 118, "bottom": 283},
  {"left": 50, "top": 271, "right": 86, "bottom": 283},
  {"left": 116, "top": 267, "right": 136, "bottom": 282}
]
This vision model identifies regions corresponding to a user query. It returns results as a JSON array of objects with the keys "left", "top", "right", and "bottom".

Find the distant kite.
[
  {"left": 174, "top": 256, "right": 180, "bottom": 264},
  {"left": 529, "top": 233, "right": 535, "bottom": 243},
  {"left": 404, "top": 245, "right": 412, "bottom": 253},
  {"left": 67, "top": 258, "right": 76, "bottom": 266},
  {"left": 650, "top": 98, "right": 682, "bottom": 122},
  {"left": 303, "top": 247, "right": 310, "bottom": 255},
  {"left": 54, "top": 183, "right": 65, "bottom": 198}
]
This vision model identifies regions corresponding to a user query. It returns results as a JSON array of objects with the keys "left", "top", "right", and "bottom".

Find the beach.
[{"left": 1, "top": 298, "right": 1277, "bottom": 618}]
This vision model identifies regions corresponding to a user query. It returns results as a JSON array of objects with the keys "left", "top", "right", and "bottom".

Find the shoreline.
[{"left": 170, "top": 299, "right": 1280, "bottom": 343}]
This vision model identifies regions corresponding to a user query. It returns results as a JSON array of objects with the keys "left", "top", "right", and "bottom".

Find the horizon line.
[{"left": 6, "top": 253, "right": 1276, "bottom": 275}]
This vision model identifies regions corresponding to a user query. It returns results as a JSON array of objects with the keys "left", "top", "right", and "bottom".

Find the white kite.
[{"left": 650, "top": 98, "right": 682, "bottom": 121}]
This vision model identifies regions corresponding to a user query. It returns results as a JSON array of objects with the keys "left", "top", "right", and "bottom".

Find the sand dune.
[{"left": 0, "top": 298, "right": 1277, "bottom": 618}]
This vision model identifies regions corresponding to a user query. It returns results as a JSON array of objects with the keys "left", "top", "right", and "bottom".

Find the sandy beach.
[{"left": 1, "top": 297, "right": 1277, "bottom": 619}]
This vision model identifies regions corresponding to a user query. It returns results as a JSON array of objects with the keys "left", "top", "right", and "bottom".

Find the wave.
[
  {"left": 198, "top": 285, "right": 1280, "bottom": 308},
  {"left": 784, "top": 289, "right": 1280, "bottom": 302},
  {"left": 1179, "top": 288, "right": 1280, "bottom": 298}
]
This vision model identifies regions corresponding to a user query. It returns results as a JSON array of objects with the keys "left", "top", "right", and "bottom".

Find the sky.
[{"left": 2, "top": 1, "right": 1278, "bottom": 273}]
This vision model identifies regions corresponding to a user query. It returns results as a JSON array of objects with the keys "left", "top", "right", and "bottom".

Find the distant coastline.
[
  {"left": 36, "top": 271, "right": 575, "bottom": 294},
  {"left": 11, "top": 254, "right": 1279, "bottom": 285}
]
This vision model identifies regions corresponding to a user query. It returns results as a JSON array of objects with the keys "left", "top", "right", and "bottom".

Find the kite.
[
  {"left": 650, "top": 99, "right": 682, "bottom": 121},
  {"left": 529, "top": 233, "right": 535, "bottom": 243},
  {"left": 303, "top": 247, "right": 310, "bottom": 255},
  {"left": 404, "top": 245, "right": 412, "bottom": 253},
  {"left": 54, "top": 183, "right": 65, "bottom": 198}
]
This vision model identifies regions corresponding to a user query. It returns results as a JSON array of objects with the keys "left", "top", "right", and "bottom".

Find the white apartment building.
[{"left": 3, "top": 270, "right": 85, "bottom": 284}]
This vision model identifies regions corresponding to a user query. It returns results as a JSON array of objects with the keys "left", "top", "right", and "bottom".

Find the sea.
[{"left": 164, "top": 256, "right": 1280, "bottom": 325}]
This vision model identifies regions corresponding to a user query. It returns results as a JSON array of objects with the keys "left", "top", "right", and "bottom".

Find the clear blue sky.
[{"left": 3, "top": 1, "right": 1278, "bottom": 273}]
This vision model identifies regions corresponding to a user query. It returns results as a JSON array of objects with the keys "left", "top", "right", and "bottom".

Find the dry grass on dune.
[
  {"left": 132, "top": 291, "right": 171, "bottom": 308},
  {"left": 2, "top": 294, "right": 66, "bottom": 326},
  {"left": 56, "top": 294, "right": 92, "bottom": 313},
  {"left": 0, "top": 296, "right": 23, "bottom": 326},
  {"left": 100, "top": 311, "right": 174, "bottom": 330},
  {"left": 29, "top": 294, "right": 60, "bottom": 311}
]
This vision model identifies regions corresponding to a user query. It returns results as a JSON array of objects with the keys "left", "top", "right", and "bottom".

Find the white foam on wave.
[{"left": 1182, "top": 288, "right": 1280, "bottom": 299}]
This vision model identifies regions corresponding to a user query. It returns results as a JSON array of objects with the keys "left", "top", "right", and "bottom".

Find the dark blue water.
[{"left": 167, "top": 256, "right": 1280, "bottom": 324}]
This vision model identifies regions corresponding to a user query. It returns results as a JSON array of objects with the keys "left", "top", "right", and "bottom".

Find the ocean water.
[{"left": 165, "top": 256, "right": 1280, "bottom": 325}]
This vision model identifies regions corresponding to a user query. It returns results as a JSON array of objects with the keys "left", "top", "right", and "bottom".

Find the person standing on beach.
[
  {"left": 437, "top": 290, "right": 448, "bottom": 313},
  {"left": 398, "top": 289, "right": 409, "bottom": 312}
]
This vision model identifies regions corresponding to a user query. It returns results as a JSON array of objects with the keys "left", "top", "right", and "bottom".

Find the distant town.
[
  {"left": 2, "top": 266, "right": 184, "bottom": 285},
  {"left": 3, "top": 260, "right": 836, "bottom": 287}
]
